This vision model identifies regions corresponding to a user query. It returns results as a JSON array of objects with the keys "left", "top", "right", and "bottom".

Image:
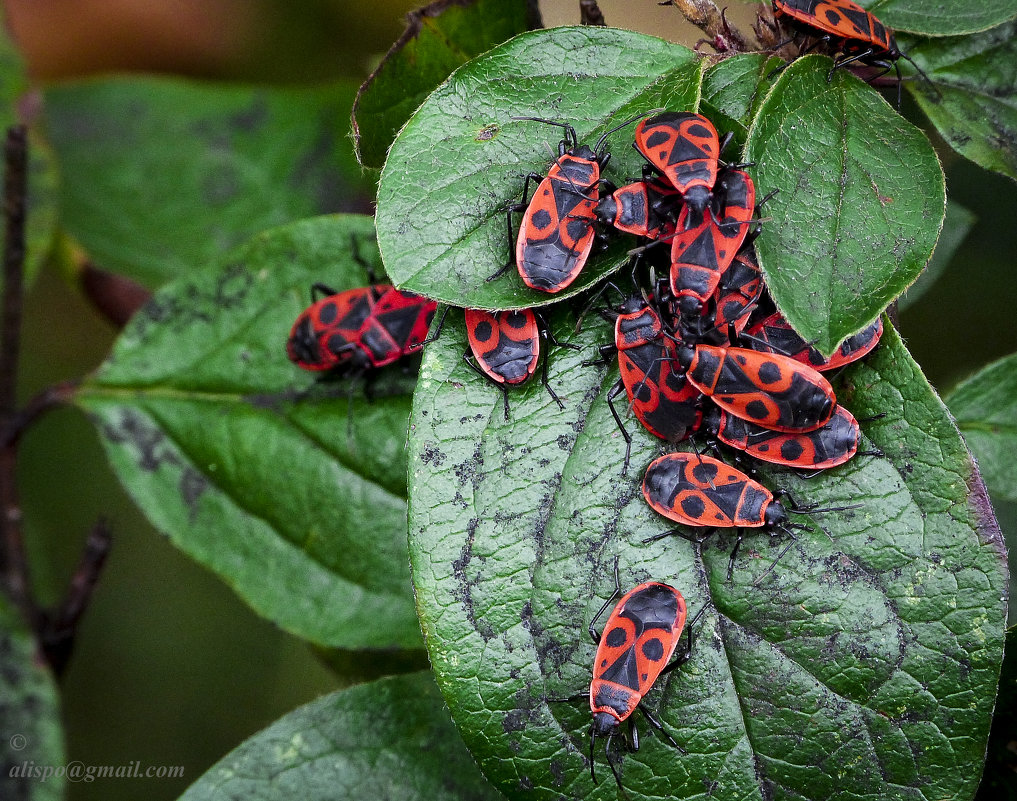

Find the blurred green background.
[{"left": 3, "top": 0, "right": 1014, "bottom": 799}]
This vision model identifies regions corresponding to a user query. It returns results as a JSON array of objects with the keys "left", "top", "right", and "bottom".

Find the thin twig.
[
  {"left": 0, "top": 125, "right": 35, "bottom": 627},
  {"left": 42, "top": 519, "right": 112, "bottom": 678},
  {"left": 580, "top": 0, "right": 606, "bottom": 26},
  {"left": 661, "top": 0, "right": 750, "bottom": 52},
  {"left": 0, "top": 380, "right": 79, "bottom": 449},
  {"left": 1, "top": 126, "right": 26, "bottom": 418}
]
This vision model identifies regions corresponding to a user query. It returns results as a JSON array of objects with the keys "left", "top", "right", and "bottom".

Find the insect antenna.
[
  {"left": 751, "top": 529, "right": 799, "bottom": 586},
  {"left": 511, "top": 116, "right": 578, "bottom": 150},
  {"left": 603, "top": 734, "right": 631, "bottom": 801},
  {"left": 593, "top": 108, "right": 663, "bottom": 157}
]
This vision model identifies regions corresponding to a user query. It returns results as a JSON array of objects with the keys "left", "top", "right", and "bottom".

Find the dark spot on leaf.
[
  {"left": 503, "top": 709, "right": 528, "bottom": 733},
  {"left": 549, "top": 760, "right": 565, "bottom": 786},
  {"left": 101, "top": 409, "right": 180, "bottom": 473},
  {"left": 518, "top": 775, "right": 533, "bottom": 790},
  {"left": 421, "top": 444, "right": 446, "bottom": 468},
  {"left": 451, "top": 517, "right": 492, "bottom": 640},
  {"left": 476, "top": 124, "right": 499, "bottom": 141},
  {"left": 229, "top": 96, "right": 269, "bottom": 133},
  {"left": 179, "top": 467, "right": 207, "bottom": 522}
]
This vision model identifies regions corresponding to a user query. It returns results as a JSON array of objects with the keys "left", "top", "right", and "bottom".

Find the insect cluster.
[{"left": 285, "top": 106, "right": 883, "bottom": 794}]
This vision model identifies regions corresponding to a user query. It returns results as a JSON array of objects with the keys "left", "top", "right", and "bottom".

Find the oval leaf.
[
  {"left": 353, "top": 0, "right": 541, "bottom": 169},
  {"left": 745, "top": 55, "right": 945, "bottom": 355},
  {"left": 75, "top": 215, "right": 422, "bottom": 651},
  {"left": 376, "top": 26, "right": 703, "bottom": 310},
  {"left": 861, "top": 0, "right": 1017, "bottom": 36},
  {"left": 179, "top": 672, "right": 504, "bottom": 801},
  {"left": 903, "top": 22, "right": 1017, "bottom": 182},
  {"left": 408, "top": 307, "right": 1006, "bottom": 800},
  {"left": 947, "top": 351, "right": 1017, "bottom": 503},
  {"left": 44, "top": 78, "right": 373, "bottom": 287},
  {"left": 0, "top": 596, "right": 65, "bottom": 801}
]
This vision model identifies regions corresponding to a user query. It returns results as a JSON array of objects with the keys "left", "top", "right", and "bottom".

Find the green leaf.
[
  {"left": 178, "top": 672, "right": 504, "bottom": 801},
  {"left": 899, "top": 200, "right": 975, "bottom": 309},
  {"left": 75, "top": 215, "right": 422, "bottom": 651},
  {"left": 862, "top": 0, "right": 1017, "bottom": 36},
  {"left": 745, "top": 55, "right": 945, "bottom": 356},
  {"left": 903, "top": 22, "right": 1017, "bottom": 182},
  {"left": 376, "top": 26, "right": 703, "bottom": 310},
  {"left": 0, "top": 596, "right": 65, "bottom": 801},
  {"left": 947, "top": 351, "right": 1017, "bottom": 503},
  {"left": 353, "top": 0, "right": 540, "bottom": 169},
  {"left": 701, "top": 52, "right": 782, "bottom": 149},
  {"left": 408, "top": 309, "right": 1006, "bottom": 800},
  {"left": 44, "top": 77, "right": 373, "bottom": 287}
]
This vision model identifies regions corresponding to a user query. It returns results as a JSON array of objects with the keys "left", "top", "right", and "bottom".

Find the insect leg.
[
  {"left": 588, "top": 556, "right": 623, "bottom": 644},
  {"left": 637, "top": 706, "right": 683, "bottom": 753},
  {"left": 606, "top": 379, "right": 634, "bottom": 472}
]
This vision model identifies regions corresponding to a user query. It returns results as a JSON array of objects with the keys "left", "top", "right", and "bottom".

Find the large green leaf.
[
  {"left": 0, "top": 596, "right": 64, "bottom": 801},
  {"left": 904, "top": 22, "right": 1017, "bottom": 182},
  {"left": 862, "top": 0, "right": 1017, "bottom": 35},
  {"left": 353, "top": 0, "right": 540, "bottom": 169},
  {"left": 408, "top": 308, "right": 1006, "bottom": 800},
  {"left": 947, "top": 352, "right": 1017, "bottom": 503},
  {"left": 745, "top": 55, "right": 945, "bottom": 356},
  {"left": 179, "top": 672, "right": 503, "bottom": 801},
  {"left": 376, "top": 26, "right": 703, "bottom": 310},
  {"left": 75, "top": 215, "right": 422, "bottom": 651},
  {"left": 44, "top": 77, "right": 372, "bottom": 287}
]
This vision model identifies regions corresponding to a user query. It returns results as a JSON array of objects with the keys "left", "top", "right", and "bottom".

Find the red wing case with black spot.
[
  {"left": 775, "top": 0, "right": 894, "bottom": 50},
  {"left": 589, "top": 582, "right": 687, "bottom": 724},
  {"left": 465, "top": 308, "right": 541, "bottom": 385},
  {"left": 635, "top": 112, "right": 721, "bottom": 200},
  {"left": 286, "top": 284, "right": 436, "bottom": 373},
  {"left": 287, "top": 285, "right": 382, "bottom": 371},
  {"left": 515, "top": 154, "right": 601, "bottom": 293},
  {"left": 641, "top": 452, "right": 774, "bottom": 528},
  {"left": 711, "top": 405, "right": 860, "bottom": 469},
  {"left": 615, "top": 303, "right": 702, "bottom": 442},
  {"left": 686, "top": 344, "right": 836, "bottom": 432},
  {"left": 747, "top": 313, "right": 883, "bottom": 372}
]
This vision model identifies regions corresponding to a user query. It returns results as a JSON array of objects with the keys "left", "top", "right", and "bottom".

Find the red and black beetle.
[{"left": 287, "top": 283, "right": 436, "bottom": 375}]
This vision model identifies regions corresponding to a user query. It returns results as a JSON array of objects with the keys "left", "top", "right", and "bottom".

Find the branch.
[
  {"left": 41, "top": 519, "right": 112, "bottom": 678},
  {"left": 1, "top": 126, "right": 26, "bottom": 418},
  {"left": 661, "top": 0, "right": 750, "bottom": 52},
  {"left": 0, "top": 125, "right": 35, "bottom": 627}
]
